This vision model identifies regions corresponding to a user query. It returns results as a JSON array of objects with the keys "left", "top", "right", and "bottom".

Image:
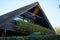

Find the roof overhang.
[{"left": 0, "top": 2, "right": 54, "bottom": 31}]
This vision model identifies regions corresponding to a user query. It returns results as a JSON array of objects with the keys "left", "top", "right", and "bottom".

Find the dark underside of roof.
[{"left": 20, "top": 5, "right": 53, "bottom": 30}]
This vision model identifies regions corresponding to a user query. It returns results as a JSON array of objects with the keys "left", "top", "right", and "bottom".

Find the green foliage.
[
  {"left": 16, "top": 20, "right": 55, "bottom": 34},
  {"left": 29, "top": 32, "right": 48, "bottom": 36},
  {"left": 0, "top": 37, "right": 24, "bottom": 40},
  {"left": 16, "top": 37, "right": 24, "bottom": 40},
  {"left": 25, "top": 35, "right": 60, "bottom": 40},
  {"left": 0, "top": 35, "right": 60, "bottom": 40},
  {"left": 55, "top": 26, "right": 60, "bottom": 35}
]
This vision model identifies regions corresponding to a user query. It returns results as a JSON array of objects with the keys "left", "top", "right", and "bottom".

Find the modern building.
[{"left": 0, "top": 2, "right": 55, "bottom": 36}]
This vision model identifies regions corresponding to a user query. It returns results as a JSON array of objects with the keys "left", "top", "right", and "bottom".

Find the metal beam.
[{"left": 30, "top": 6, "right": 40, "bottom": 20}]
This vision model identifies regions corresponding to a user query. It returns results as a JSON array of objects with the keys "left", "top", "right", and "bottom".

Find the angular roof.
[{"left": 0, "top": 2, "right": 54, "bottom": 31}]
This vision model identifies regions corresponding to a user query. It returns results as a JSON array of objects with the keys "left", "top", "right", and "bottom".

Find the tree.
[
  {"left": 55, "top": 26, "right": 60, "bottom": 35},
  {"left": 16, "top": 20, "right": 55, "bottom": 34}
]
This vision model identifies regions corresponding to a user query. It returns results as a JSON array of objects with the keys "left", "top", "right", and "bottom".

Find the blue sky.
[{"left": 0, "top": 0, "right": 60, "bottom": 28}]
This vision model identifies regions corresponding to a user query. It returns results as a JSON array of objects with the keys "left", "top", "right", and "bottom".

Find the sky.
[{"left": 0, "top": 0, "right": 60, "bottom": 29}]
